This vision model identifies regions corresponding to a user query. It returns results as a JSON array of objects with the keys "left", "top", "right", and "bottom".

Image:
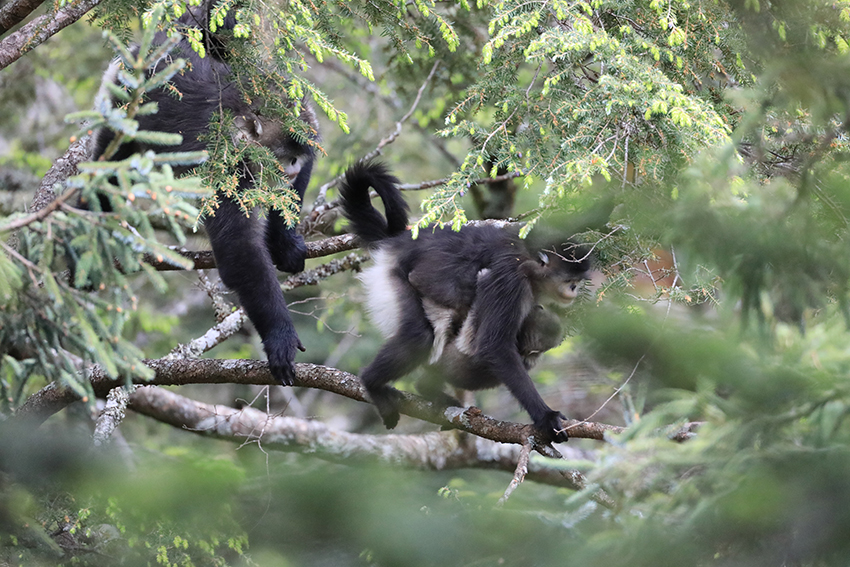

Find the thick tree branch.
[
  {"left": 14, "top": 358, "right": 628, "bottom": 450},
  {"left": 0, "top": 0, "right": 46, "bottom": 37},
  {"left": 143, "top": 234, "right": 360, "bottom": 270},
  {"left": 127, "top": 386, "right": 595, "bottom": 494},
  {"left": 0, "top": 0, "right": 102, "bottom": 70}
]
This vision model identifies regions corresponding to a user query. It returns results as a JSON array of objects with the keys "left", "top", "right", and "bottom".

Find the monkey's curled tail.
[{"left": 339, "top": 161, "right": 409, "bottom": 244}]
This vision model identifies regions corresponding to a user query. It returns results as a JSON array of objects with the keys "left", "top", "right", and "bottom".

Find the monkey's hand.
[
  {"left": 367, "top": 386, "right": 404, "bottom": 429},
  {"left": 535, "top": 410, "right": 569, "bottom": 443},
  {"left": 264, "top": 329, "right": 306, "bottom": 386},
  {"left": 271, "top": 233, "right": 307, "bottom": 274}
]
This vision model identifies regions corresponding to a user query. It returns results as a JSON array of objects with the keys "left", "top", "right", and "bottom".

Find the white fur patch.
[
  {"left": 358, "top": 247, "right": 402, "bottom": 338},
  {"left": 455, "top": 309, "right": 477, "bottom": 356},
  {"left": 453, "top": 268, "right": 491, "bottom": 356},
  {"left": 423, "top": 299, "right": 454, "bottom": 363}
]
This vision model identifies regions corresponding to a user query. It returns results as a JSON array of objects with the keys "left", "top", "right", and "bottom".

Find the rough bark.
[
  {"left": 14, "top": 358, "right": 634, "bottom": 449},
  {"left": 127, "top": 385, "right": 593, "bottom": 492},
  {"left": 0, "top": 0, "right": 102, "bottom": 70},
  {"left": 0, "top": 0, "right": 46, "bottom": 37}
]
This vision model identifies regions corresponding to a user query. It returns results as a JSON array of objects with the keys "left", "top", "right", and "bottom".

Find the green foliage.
[
  {"left": 6, "top": 0, "right": 850, "bottom": 565},
  {"left": 430, "top": 0, "right": 743, "bottom": 226},
  {"left": 0, "top": 144, "right": 54, "bottom": 177},
  {"left": 0, "top": 426, "right": 250, "bottom": 567},
  {"left": 195, "top": 111, "right": 302, "bottom": 224},
  {"left": 0, "top": 7, "right": 207, "bottom": 408}
]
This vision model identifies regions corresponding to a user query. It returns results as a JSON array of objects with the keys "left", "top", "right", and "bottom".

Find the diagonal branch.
[
  {"left": 0, "top": 0, "right": 103, "bottom": 70},
  {"left": 0, "top": 0, "right": 46, "bottom": 37}
]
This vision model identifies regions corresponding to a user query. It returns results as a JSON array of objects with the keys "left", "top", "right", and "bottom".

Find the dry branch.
[
  {"left": 498, "top": 442, "right": 531, "bottom": 505},
  {"left": 127, "top": 386, "right": 590, "bottom": 492}
]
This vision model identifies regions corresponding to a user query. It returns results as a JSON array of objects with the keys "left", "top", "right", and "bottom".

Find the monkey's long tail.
[{"left": 339, "top": 161, "right": 409, "bottom": 243}]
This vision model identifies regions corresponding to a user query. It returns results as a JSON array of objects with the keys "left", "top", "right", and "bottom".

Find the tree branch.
[
  {"left": 31, "top": 135, "right": 92, "bottom": 213},
  {"left": 311, "top": 60, "right": 441, "bottom": 208},
  {"left": 0, "top": 0, "right": 46, "bottom": 37},
  {"left": 14, "top": 358, "right": 628, "bottom": 450},
  {"left": 92, "top": 385, "right": 134, "bottom": 447},
  {"left": 0, "top": 0, "right": 103, "bottom": 70},
  {"left": 127, "top": 385, "right": 595, "bottom": 494},
  {"left": 142, "top": 234, "right": 360, "bottom": 270},
  {"left": 1, "top": 186, "right": 80, "bottom": 233},
  {"left": 497, "top": 441, "right": 531, "bottom": 505}
]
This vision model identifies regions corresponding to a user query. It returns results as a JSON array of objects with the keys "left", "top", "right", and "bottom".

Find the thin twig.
[
  {"left": 565, "top": 354, "right": 645, "bottom": 434},
  {"left": 497, "top": 441, "right": 531, "bottom": 505},
  {"left": 365, "top": 60, "right": 440, "bottom": 160},
  {"left": 397, "top": 170, "right": 524, "bottom": 191},
  {"left": 313, "top": 60, "right": 441, "bottom": 206},
  {"left": 0, "top": 187, "right": 79, "bottom": 233}
]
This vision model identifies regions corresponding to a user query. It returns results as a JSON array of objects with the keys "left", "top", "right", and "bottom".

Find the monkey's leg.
[
  {"left": 360, "top": 290, "right": 434, "bottom": 429},
  {"left": 206, "top": 192, "right": 304, "bottom": 386}
]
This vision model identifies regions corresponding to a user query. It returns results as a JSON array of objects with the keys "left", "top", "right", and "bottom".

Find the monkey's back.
[{"left": 359, "top": 224, "right": 533, "bottom": 339}]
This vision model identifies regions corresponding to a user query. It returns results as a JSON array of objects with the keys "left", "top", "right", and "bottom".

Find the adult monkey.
[
  {"left": 91, "top": 3, "right": 318, "bottom": 385},
  {"left": 339, "top": 162, "right": 591, "bottom": 443}
]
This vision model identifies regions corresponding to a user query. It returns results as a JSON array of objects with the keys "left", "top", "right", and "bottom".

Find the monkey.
[
  {"left": 86, "top": 4, "right": 317, "bottom": 386},
  {"left": 338, "top": 161, "right": 591, "bottom": 443}
]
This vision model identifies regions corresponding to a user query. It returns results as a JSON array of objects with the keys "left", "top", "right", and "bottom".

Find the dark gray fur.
[
  {"left": 339, "top": 161, "right": 590, "bottom": 443},
  {"left": 90, "top": 5, "right": 317, "bottom": 385}
]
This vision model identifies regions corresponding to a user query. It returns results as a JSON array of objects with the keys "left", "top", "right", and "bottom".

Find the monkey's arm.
[
  {"left": 473, "top": 261, "right": 568, "bottom": 442},
  {"left": 266, "top": 209, "right": 307, "bottom": 274},
  {"left": 266, "top": 159, "right": 312, "bottom": 273},
  {"left": 206, "top": 183, "right": 304, "bottom": 385}
]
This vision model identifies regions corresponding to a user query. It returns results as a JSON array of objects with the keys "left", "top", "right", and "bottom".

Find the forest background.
[{"left": 2, "top": 0, "right": 850, "bottom": 565}]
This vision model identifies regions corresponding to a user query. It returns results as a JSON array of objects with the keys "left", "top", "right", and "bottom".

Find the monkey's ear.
[
  {"left": 538, "top": 251, "right": 550, "bottom": 265},
  {"left": 232, "top": 114, "right": 263, "bottom": 144}
]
